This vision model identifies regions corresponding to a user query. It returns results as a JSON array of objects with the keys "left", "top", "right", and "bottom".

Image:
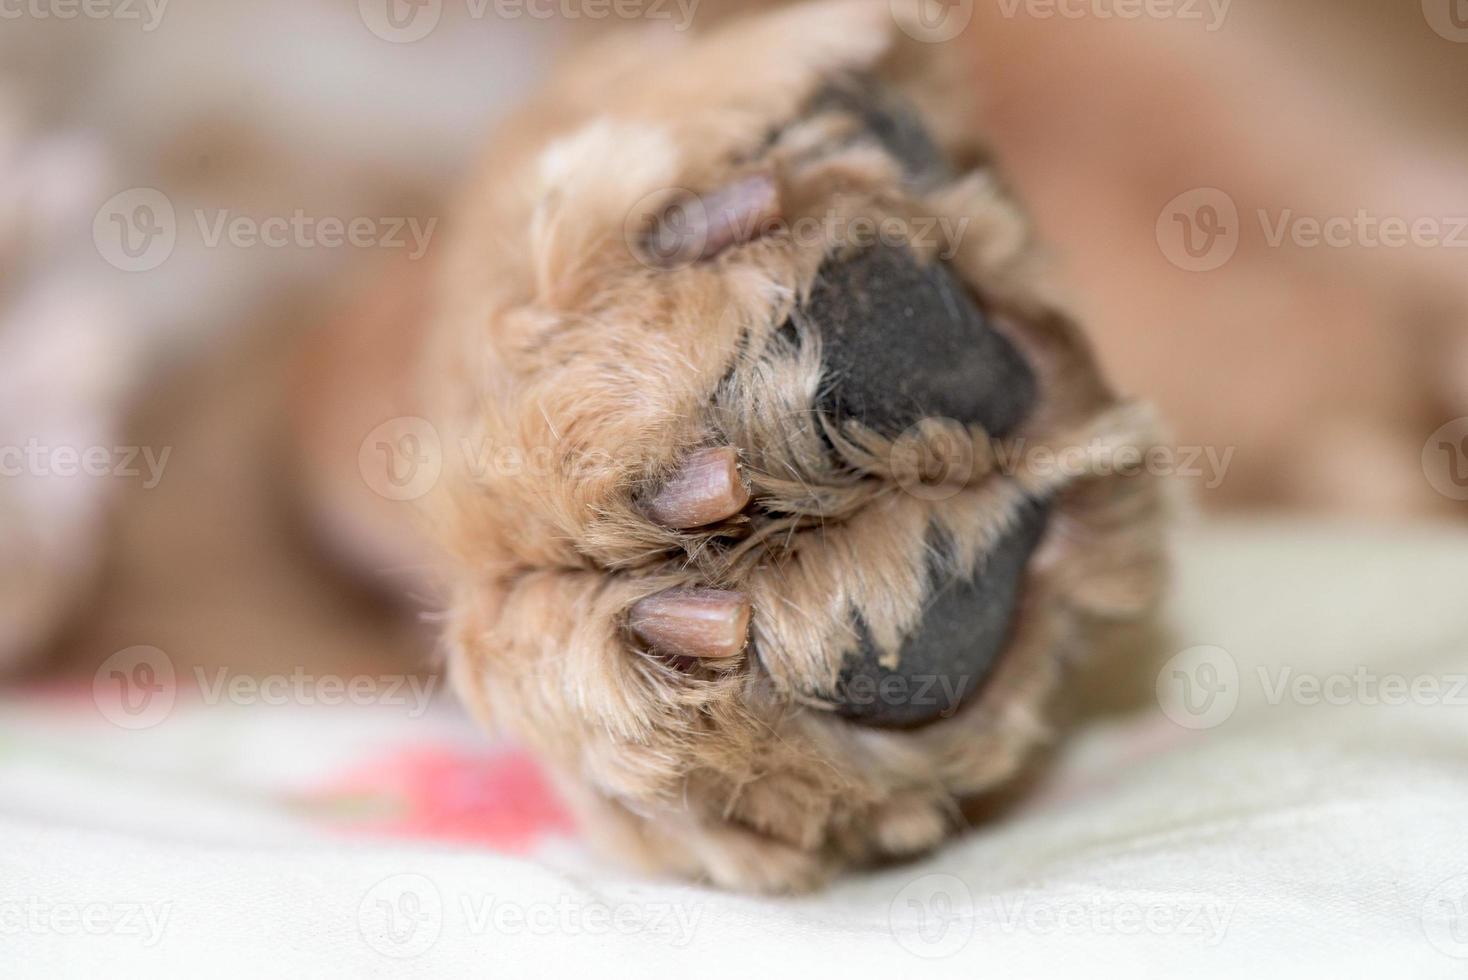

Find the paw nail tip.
[
  {"left": 645, "top": 446, "right": 751, "bottom": 529},
  {"left": 647, "top": 171, "right": 782, "bottom": 266},
  {"left": 630, "top": 588, "right": 751, "bottom": 659}
]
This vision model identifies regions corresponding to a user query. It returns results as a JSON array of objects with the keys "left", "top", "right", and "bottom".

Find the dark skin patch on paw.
[
  {"left": 829, "top": 499, "right": 1051, "bottom": 728},
  {"left": 797, "top": 243, "right": 1039, "bottom": 439},
  {"left": 806, "top": 77, "right": 951, "bottom": 187}
]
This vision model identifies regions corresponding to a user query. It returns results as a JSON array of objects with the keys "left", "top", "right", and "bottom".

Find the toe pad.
[
  {"left": 799, "top": 244, "right": 1038, "bottom": 440},
  {"left": 830, "top": 500, "right": 1051, "bottom": 728}
]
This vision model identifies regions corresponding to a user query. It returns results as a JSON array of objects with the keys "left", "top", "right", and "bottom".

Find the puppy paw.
[{"left": 430, "top": 4, "right": 1166, "bottom": 890}]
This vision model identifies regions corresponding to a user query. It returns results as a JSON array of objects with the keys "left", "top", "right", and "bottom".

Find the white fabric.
[{"left": 5, "top": 518, "right": 1468, "bottom": 978}]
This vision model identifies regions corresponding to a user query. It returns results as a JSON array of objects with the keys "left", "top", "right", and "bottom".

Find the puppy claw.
[
  {"left": 645, "top": 172, "right": 781, "bottom": 267},
  {"left": 644, "top": 446, "right": 751, "bottom": 529},
  {"left": 630, "top": 588, "right": 751, "bottom": 659}
]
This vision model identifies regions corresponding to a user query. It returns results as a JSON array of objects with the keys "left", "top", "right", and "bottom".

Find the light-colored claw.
[
  {"left": 645, "top": 171, "right": 782, "bottom": 266},
  {"left": 644, "top": 446, "right": 751, "bottom": 529},
  {"left": 629, "top": 588, "right": 751, "bottom": 660}
]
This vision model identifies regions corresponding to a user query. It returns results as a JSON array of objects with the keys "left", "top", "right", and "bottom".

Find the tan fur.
[{"left": 424, "top": 0, "right": 1167, "bottom": 891}]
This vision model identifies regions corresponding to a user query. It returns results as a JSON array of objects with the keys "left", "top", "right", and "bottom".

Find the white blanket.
[{"left": 5, "top": 519, "right": 1468, "bottom": 978}]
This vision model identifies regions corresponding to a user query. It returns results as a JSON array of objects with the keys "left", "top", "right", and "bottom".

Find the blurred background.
[{"left": 1, "top": 0, "right": 1465, "bottom": 844}]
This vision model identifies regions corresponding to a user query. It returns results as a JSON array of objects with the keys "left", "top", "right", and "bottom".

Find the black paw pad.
[
  {"left": 798, "top": 243, "right": 1038, "bottom": 440},
  {"left": 829, "top": 500, "right": 1051, "bottom": 728}
]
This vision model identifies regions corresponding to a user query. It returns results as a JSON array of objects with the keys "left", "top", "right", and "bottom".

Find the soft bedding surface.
[{"left": 4, "top": 518, "right": 1468, "bottom": 978}]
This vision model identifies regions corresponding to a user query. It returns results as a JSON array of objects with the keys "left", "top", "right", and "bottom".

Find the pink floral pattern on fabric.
[{"left": 304, "top": 745, "right": 576, "bottom": 852}]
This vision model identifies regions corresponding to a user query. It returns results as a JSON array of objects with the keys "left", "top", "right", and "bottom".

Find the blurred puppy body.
[{"left": 959, "top": 2, "right": 1468, "bottom": 518}]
